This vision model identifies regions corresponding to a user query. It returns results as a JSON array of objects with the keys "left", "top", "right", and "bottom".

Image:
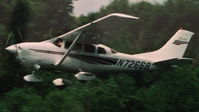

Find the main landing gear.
[
  {"left": 23, "top": 64, "right": 43, "bottom": 82},
  {"left": 53, "top": 78, "right": 73, "bottom": 89}
]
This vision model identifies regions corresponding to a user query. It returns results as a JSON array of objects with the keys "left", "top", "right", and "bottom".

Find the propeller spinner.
[{"left": 5, "top": 45, "right": 17, "bottom": 53}]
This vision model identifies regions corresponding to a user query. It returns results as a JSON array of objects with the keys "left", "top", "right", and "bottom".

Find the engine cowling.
[{"left": 75, "top": 72, "right": 96, "bottom": 81}]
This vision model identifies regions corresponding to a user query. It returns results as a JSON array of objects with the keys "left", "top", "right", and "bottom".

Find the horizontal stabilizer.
[{"left": 154, "top": 58, "right": 194, "bottom": 67}]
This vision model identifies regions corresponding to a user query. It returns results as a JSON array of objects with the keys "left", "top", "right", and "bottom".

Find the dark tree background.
[{"left": 0, "top": 0, "right": 199, "bottom": 112}]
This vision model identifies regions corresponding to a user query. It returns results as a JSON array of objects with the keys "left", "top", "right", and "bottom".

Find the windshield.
[{"left": 111, "top": 49, "right": 117, "bottom": 54}]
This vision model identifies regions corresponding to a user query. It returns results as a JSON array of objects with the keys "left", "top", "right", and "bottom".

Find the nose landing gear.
[{"left": 23, "top": 64, "right": 42, "bottom": 82}]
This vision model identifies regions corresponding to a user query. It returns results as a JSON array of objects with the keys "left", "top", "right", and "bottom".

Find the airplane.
[{"left": 5, "top": 13, "right": 195, "bottom": 87}]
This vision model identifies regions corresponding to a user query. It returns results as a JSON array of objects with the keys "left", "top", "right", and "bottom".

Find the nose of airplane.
[{"left": 5, "top": 45, "right": 17, "bottom": 53}]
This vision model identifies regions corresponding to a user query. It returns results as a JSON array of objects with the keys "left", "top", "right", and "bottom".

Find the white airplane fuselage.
[
  {"left": 6, "top": 29, "right": 194, "bottom": 76},
  {"left": 4, "top": 13, "right": 195, "bottom": 84},
  {"left": 11, "top": 42, "right": 155, "bottom": 74}
]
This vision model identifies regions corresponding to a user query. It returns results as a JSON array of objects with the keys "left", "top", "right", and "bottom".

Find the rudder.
[{"left": 157, "top": 29, "right": 194, "bottom": 59}]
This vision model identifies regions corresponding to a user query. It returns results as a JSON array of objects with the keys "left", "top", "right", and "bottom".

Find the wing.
[
  {"left": 50, "top": 13, "right": 139, "bottom": 66},
  {"left": 46, "top": 13, "right": 139, "bottom": 44}
]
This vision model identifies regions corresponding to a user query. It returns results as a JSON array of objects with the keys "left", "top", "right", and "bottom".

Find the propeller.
[
  {"left": 5, "top": 33, "right": 13, "bottom": 48},
  {"left": 6, "top": 26, "right": 23, "bottom": 43},
  {"left": 5, "top": 28, "right": 23, "bottom": 46},
  {"left": 5, "top": 30, "right": 23, "bottom": 61}
]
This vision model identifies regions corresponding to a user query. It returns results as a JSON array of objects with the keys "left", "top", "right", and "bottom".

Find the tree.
[
  {"left": 25, "top": 0, "right": 76, "bottom": 41},
  {"left": 9, "top": 0, "right": 30, "bottom": 43},
  {"left": 137, "top": 66, "right": 199, "bottom": 112},
  {"left": 0, "top": 0, "right": 199, "bottom": 112}
]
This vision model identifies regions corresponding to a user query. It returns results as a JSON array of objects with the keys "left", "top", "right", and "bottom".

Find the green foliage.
[
  {"left": 22, "top": 95, "right": 47, "bottom": 112},
  {"left": 0, "top": 66, "right": 199, "bottom": 112},
  {"left": 0, "top": 24, "right": 8, "bottom": 52},
  {"left": 102, "top": 0, "right": 130, "bottom": 14},
  {"left": 137, "top": 66, "right": 199, "bottom": 112},
  {"left": 0, "top": 0, "right": 76, "bottom": 43},
  {"left": 1, "top": 88, "right": 33, "bottom": 112},
  {"left": 0, "top": 0, "right": 199, "bottom": 112}
]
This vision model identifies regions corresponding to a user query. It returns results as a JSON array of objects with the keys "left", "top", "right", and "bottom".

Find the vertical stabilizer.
[
  {"left": 158, "top": 29, "right": 194, "bottom": 59},
  {"left": 134, "top": 29, "right": 194, "bottom": 62}
]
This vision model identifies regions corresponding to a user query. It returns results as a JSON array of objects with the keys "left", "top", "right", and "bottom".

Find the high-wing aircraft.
[{"left": 5, "top": 13, "right": 195, "bottom": 86}]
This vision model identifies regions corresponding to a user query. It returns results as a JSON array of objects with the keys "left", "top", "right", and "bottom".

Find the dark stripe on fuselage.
[
  {"left": 29, "top": 49, "right": 64, "bottom": 55},
  {"left": 69, "top": 54, "right": 118, "bottom": 65},
  {"left": 29, "top": 49, "right": 118, "bottom": 65}
]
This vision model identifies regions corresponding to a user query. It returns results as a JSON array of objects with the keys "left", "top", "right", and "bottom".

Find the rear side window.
[
  {"left": 97, "top": 47, "right": 106, "bottom": 54},
  {"left": 73, "top": 43, "right": 82, "bottom": 51},
  {"left": 84, "top": 44, "right": 95, "bottom": 53}
]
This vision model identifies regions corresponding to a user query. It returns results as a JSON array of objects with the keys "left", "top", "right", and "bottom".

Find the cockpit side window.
[
  {"left": 97, "top": 47, "right": 106, "bottom": 54},
  {"left": 65, "top": 41, "right": 72, "bottom": 49},
  {"left": 84, "top": 44, "right": 95, "bottom": 53},
  {"left": 65, "top": 41, "right": 82, "bottom": 52}
]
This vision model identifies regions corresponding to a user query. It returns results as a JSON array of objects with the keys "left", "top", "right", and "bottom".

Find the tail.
[
  {"left": 157, "top": 29, "right": 194, "bottom": 59},
  {"left": 134, "top": 29, "right": 195, "bottom": 62}
]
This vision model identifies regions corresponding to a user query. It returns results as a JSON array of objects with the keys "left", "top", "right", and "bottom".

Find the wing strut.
[{"left": 54, "top": 32, "right": 82, "bottom": 66}]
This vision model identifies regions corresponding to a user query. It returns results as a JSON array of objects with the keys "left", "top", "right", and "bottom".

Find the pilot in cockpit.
[{"left": 54, "top": 38, "right": 63, "bottom": 47}]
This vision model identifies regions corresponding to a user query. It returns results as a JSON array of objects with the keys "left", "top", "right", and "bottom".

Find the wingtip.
[{"left": 110, "top": 13, "right": 139, "bottom": 19}]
